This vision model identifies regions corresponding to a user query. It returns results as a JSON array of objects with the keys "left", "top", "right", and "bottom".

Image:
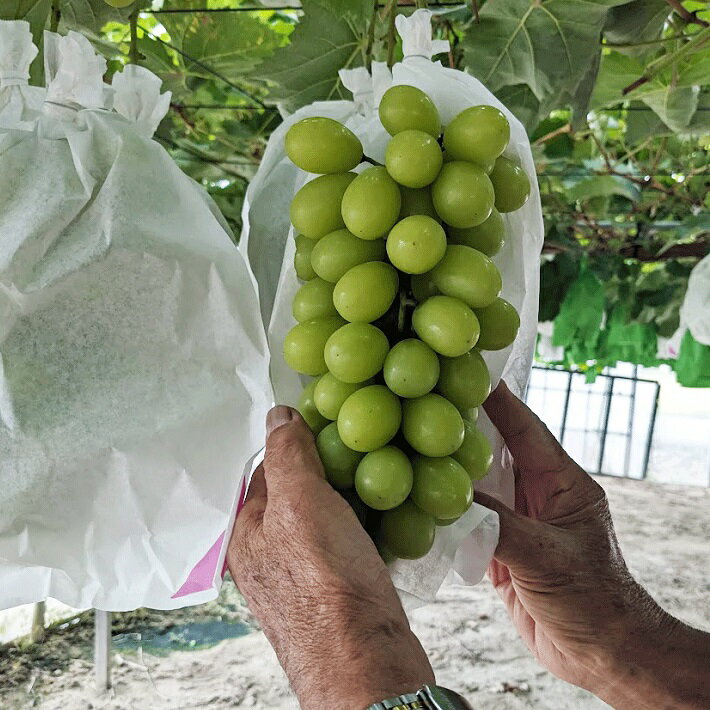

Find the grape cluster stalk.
[{"left": 283, "top": 86, "right": 530, "bottom": 561}]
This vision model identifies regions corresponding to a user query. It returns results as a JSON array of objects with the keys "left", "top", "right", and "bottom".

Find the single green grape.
[
  {"left": 324, "top": 322, "right": 389, "bottom": 383},
  {"left": 333, "top": 261, "right": 398, "bottom": 323},
  {"left": 380, "top": 501, "right": 436, "bottom": 560},
  {"left": 431, "top": 245, "right": 502, "bottom": 309},
  {"left": 385, "top": 129, "right": 443, "bottom": 189},
  {"left": 398, "top": 186, "right": 439, "bottom": 221},
  {"left": 377, "top": 542, "right": 398, "bottom": 563},
  {"left": 452, "top": 419, "right": 493, "bottom": 481},
  {"left": 412, "top": 295, "right": 480, "bottom": 357},
  {"left": 448, "top": 208, "right": 505, "bottom": 257},
  {"left": 314, "top": 372, "right": 371, "bottom": 420},
  {"left": 437, "top": 349, "right": 491, "bottom": 410},
  {"left": 386, "top": 216, "right": 446, "bottom": 274},
  {"left": 310, "top": 229, "right": 386, "bottom": 283},
  {"left": 402, "top": 393, "right": 464, "bottom": 457},
  {"left": 355, "top": 446, "right": 413, "bottom": 510},
  {"left": 475, "top": 298, "right": 520, "bottom": 350},
  {"left": 411, "top": 272, "right": 439, "bottom": 302},
  {"left": 285, "top": 117, "right": 362, "bottom": 174},
  {"left": 283, "top": 316, "right": 345, "bottom": 376},
  {"left": 103, "top": 0, "right": 134, "bottom": 6},
  {"left": 432, "top": 161, "right": 494, "bottom": 228},
  {"left": 294, "top": 234, "right": 317, "bottom": 281},
  {"left": 463, "top": 406, "right": 479, "bottom": 425},
  {"left": 297, "top": 379, "right": 329, "bottom": 434},
  {"left": 290, "top": 172, "right": 356, "bottom": 240},
  {"left": 316, "top": 422, "right": 364, "bottom": 488},
  {"left": 443, "top": 105, "right": 510, "bottom": 167},
  {"left": 341, "top": 167, "right": 402, "bottom": 240},
  {"left": 379, "top": 85, "right": 441, "bottom": 138},
  {"left": 411, "top": 456, "right": 473, "bottom": 520},
  {"left": 490, "top": 156, "right": 531, "bottom": 213},
  {"left": 337, "top": 385, "right": 402, "bottom": 452},
  {"left": 292, "top": 278, "right": 337, "bottom": 322},
  {"left": 383, "top": 338, "right": 440, "bottom": 398}
]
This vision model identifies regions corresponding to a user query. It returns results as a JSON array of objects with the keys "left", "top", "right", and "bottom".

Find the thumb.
[
  {"left": 475, "top": 491, "right": 560, "bottom": 574},
  {"left": 263, "top": 405, "right": 326, "bottom": 502}
]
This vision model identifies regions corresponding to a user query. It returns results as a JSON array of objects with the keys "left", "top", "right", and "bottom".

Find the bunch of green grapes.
[{"left": 282, "top": 88, "right": 530, "bottom": 562}]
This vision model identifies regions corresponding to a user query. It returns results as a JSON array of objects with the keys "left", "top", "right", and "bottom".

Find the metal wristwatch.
[{"left": 366, "top": 684, "right": 473, "bottom": 710}]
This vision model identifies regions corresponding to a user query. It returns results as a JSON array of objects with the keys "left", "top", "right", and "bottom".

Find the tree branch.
[
  {"left": 50, "top": 0, "right": 61, "bottom": 33},
  {"left": 664, "top": 0, "right": 709, "bottom": 27},
  {"left": 129, "top": 6, "right": 141, "bottom": 65},
  {"left": 364, "top": 0, "right": 378, "bottom": 66},
  {"left": 622, "top": 25, "right": 710, "bottom": 94},
  {"left": 385, "top": 0, "right": 397, "bottom": 67},
  {"left": 534, "top": 123, "right": 572, "bottom": 145}
]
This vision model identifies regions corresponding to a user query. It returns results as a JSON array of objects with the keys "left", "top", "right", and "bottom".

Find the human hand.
[
  {"left": 477, "top": 382, "right": 708, "bottom": 710},
  {"left": 227, "top": 406, "right": 434, "bottom": 710}
]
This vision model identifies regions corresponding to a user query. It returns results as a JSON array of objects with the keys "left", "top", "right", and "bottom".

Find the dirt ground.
[{"left": 1, "top": 476, "right": 708, "bottom": 710}]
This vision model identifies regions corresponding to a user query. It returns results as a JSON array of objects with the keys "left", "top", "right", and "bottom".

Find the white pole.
[
  {"left": 94, "top": 610, "right": 112, "bottom": 691},
  {"left": 30, "top": 601, "right": 46, "bottom": 644}
]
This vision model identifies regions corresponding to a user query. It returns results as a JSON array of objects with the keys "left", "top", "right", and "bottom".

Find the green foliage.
[
  {"left": 552, "top": 268, "right": 606, "bottom": 358},
  {"left": 252, "top": 0, "right": 370, "bottom": 112},
  {"left": 462, "top": 0, "right": 630, "bottom": 128},
  {"left": 4, "top": 0, "right": 708, "bottom": 380},
  {"left": 676, "top": 331, "right": 710, "bottom": 387},
  {"left": 604, "top": 0, "right": 670, "bottom": 56},
  {"left": 59, "top": 0, "right": 131, "bottom": 35}
]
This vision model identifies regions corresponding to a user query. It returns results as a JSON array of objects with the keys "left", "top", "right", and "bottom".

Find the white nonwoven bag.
[
  {"left": 241, "top": 10, "right": 543, "bottom": 607},
  {"left": 0, "top": 20, "right": 44, "bottom": 131},
  {"left": 0, "top": 37, "right": 272, "bottom": 611}
]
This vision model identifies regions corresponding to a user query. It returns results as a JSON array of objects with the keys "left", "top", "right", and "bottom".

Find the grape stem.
[
  {"left": 397, "top": 289, "right": 416, "bottom": 337},
  {"left": 385, "top": 0, "right": 397, "bottom": 67},
  {"left": 50, "top": 0, "right": 61, "bottom": 33},
  {"left": 129, "top": 5, "right": 142, "bottom": 65}
]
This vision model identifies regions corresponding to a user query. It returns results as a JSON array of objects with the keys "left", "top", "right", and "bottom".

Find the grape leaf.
[
  {"left": 462, "top": 0, "right": 629, "bottom": 125},
  {"left": 625, "top": 101, "right": 669, "bottom": 143},
  {"left": 177, "top": 14, "right": 285, "bottom": 76},
  {"left": 604, "top": 0, "right": 670, "bottom": 56},
  {"left": 641, "top": 85, "right": 699, "bottom": 131},
  {"left": 494, "top": 84, "right": 540, "bottom": 130},
  {"left": 591, "top": 50, "right": 707, "bottom": 131},
  {"left": 566, "top": 174, "right": 641, "bottom": 202},
  {"left": 252, "top": 0, "right": 369, "bottom": 112},
  {"left": 59, "top": 0, "right": 132, "bottom": 35}
]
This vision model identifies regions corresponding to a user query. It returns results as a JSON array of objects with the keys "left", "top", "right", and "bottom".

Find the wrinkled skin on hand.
[
  {"left": 227, "top": 407, "right": 434, "bottom": 710},
  {"left": 478, "top": 383, "right": 707, "bottom": 710}
]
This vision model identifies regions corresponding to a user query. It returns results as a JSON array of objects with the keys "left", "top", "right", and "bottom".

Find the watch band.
[
  {"left": 366, "top": 692, "right": 422, "bottom": 709},
  {"left": 367, "top": 685, "right": 473, "bottom": 710}
]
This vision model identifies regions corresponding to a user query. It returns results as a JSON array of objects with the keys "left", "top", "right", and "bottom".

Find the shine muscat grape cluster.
[{"left": 283, "top": 85, "right": 530, "bottom": 561}]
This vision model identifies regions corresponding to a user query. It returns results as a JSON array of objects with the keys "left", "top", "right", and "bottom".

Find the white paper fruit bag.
[
  {"left": 0, "top": 34, "right": 271, "bottom": 611},
  {"left": 0, "top": 20, "right": 44, "bottom": 131},
  {"left": 241, "top": 10, "right": 543, "bottom": 606}
]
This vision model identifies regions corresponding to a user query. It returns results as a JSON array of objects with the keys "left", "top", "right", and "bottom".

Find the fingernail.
[{"left": 266, "top": 405, "right": 293, "bottom": 437}]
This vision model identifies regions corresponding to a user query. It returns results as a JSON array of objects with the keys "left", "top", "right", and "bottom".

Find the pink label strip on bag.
[{"left": 171, "top": 474, "right": 250, "bottom": 598}]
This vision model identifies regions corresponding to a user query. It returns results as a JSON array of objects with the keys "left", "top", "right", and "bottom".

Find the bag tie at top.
[
  {"left": 395, "top": 10, "right": 450, "bottom": 62},
  {"left": 0, "top": 19, "right": 38, "bottom": 88},
  {"left": 0, "top": 73, "right": 28, "bottom": 87}
]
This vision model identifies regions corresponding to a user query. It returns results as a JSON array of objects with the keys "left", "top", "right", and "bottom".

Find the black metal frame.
[{"left": 526, "top": 365, "right": 661, "bottom": 480}]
